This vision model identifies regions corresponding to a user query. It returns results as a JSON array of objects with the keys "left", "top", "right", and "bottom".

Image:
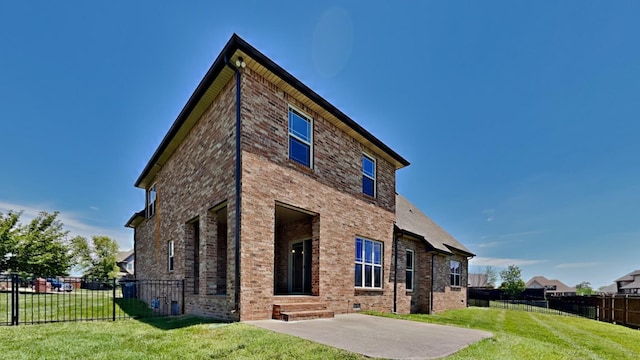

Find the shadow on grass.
[{"left": 115, "top": 298, "right": 224, "bottom": 330}]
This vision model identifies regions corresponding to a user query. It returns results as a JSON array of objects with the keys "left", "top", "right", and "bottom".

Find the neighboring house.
[
  {"left": 116, "top": 250, "right": 135, "bottom": 277},
  {"left": 526, "top": 276, "right": 576, "bottom": 296},
  {"left": 615, "top": 269, "right": 640, "bottom": 294},
  {"left": 126, "top": 34, "right": 474, "bottom": 321},
  {"left": 597, "top": 283, "right": 618, "bottom": 295},
  {"left": 468, "top": 273, "right": 490, "bottom": 288}
]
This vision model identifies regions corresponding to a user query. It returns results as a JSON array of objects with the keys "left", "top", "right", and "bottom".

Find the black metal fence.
[
  {"left": 1, "top": 274, "right": 184, "bottom": 326},
  {"left": 469, "top": 289, "right": 599, "bottom": 319}
]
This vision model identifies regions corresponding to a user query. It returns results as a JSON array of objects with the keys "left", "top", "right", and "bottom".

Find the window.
[
  {"left": 406, "top": 250, "right": 414, "bottom": 291},
  {"left": 362, "top": 154, "right": 376, "bottom": 197},
  {"left": 126, "top": 261, "right": 134, "bottom": 272},
  {"left": 450, "top": 260, "right": 461, "bottom": 287},
  {"left": 288, "top": 107, "right": 312, "bottom": 167},
  {"left": 168, "top": 240, "right": 174, "bottom": 272},
  {"left": 355, "top": 237, "right": 382, "bottom": 289},
  {"left": 147, "top": 184, "right": 157, "bottom": 218}
]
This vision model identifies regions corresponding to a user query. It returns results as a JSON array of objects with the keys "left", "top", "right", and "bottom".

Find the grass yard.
[
  {"left": 0, "top": 316, "right": 363, "bottom": 360},
  {"left": 1, "top": 307, "right": 639, "bottom": 359},
  {"left": 370, "top": 307, "right": 640, "bottom": 359}
]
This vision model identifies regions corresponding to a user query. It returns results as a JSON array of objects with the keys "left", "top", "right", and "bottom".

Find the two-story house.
[{"left": 126, "top": 34, "right": 474, "bottom": 321}]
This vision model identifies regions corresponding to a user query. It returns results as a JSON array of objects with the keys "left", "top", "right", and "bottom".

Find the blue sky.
[{"left": 1, "top": 1, "right": 638, "bottom": 289}]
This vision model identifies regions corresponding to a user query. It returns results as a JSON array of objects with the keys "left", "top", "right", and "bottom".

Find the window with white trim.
[
  {"left": 450, "top": 260, "right": 461, "bottom": 286},
  {"left": 147, "top": 183, "right": 157, "bottom": 218},
  {"left": 355, "top": 237, "right": 382, "bottom": 289},
  {"left": 406, "top": 250, "right": 414, "bottom": 291},
  {"left": 288, "top": 107, "right": 313, "bottom": 168},
  {"left": 168, "top": 240, "right": 174, "bottom": 272},
  {"left": 362, "top": 154, "right": 376, "bottom": 197}
]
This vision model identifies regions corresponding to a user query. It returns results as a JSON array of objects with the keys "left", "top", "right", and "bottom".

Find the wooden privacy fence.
[{"left": 598, "top": 295, "right": 640, "bottom": 329}]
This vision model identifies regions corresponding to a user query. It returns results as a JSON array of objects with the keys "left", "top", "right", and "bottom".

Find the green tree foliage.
[
  {"left": 0, "top": 211, "right": 21, "bottom": 272},
  {"left": 71, "top": 236, "right": 119, "bottom": 279},
  {"left": 14, "top": 211, "right": 71, "bottom": 277},
  {"left": 484, "top": 265, "right": 498, "bottom": 288},
  {"left": 576, "top": 281, "right": 595, "bottom": 295},
  {"left": 499, "top": 264, "right": 526, "bottom": 297}
]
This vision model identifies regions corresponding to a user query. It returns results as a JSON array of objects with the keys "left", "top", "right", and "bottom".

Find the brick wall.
[
  {"left": 134, "top": 77, "right": 239, "bottom": 321},
  {"left": 240, "top": 68, "right": 396, "bottom": 213},
  {"left": 241, "top": 151, "right": 396, "bottom": 320},
  {"left": 431, "top": 253, "right": 469, "bottom": 313}
]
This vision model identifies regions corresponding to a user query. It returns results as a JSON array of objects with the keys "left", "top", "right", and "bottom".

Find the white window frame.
[
  {"left": 147, "top": 183, "right": 157, "bottom": 218},
  {"left": 406, "top": 249, "right": 414, "bottom": 291},
  {"left": 168, "top": 240, "right": 174, "bottom": 272},
  {"left": 450, "top": 260, "right": 461, "bottom": 287},
  {"left": 362, "top": 153, "right": 376, "bottom": 197},
  {"left": 288, "top": 106, "right": 313, "bottom": 168},
  {"left": 355, "top": 237, "right": 383, "bottom": 289}
]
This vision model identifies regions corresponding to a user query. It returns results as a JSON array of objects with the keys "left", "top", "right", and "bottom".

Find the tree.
[
  {"left": 484, "top": 265, "right": 498, "bottom": 288},
  {"left": 499, "top": 264, "right": 526, "bottom": 297},
  {"left": 576, "top": 281, "right": 595, "bottom": 296},
  {"left": 13, "top": 211, "right": 71, "bottom": 277},
  {"left": 0, "top": 211, "right": 21, "bottom": 272},
  {"left": 71, "top": 235, "right": 119, "bottom": 279}
]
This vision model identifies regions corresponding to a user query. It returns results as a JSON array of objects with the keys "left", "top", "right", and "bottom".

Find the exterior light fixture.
[{"left": 235, "top": 57, "right": 246, "bottom": 68}]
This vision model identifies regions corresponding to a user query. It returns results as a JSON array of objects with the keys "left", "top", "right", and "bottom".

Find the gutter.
[{"left": 225, "top": 55, "right": 243, "bottom": 314}]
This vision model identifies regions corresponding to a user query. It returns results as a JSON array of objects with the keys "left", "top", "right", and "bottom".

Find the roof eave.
[{"left": 125, "top": 210, "right": 145, "bottom": 228}]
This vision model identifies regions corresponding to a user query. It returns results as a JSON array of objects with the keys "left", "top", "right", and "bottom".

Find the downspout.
[
  {"left": 225, "top": 55, "right": 243, "bottom": 313},
  {"left": 430, "top": 253, "right": 435, "bottom": 314},
  {"left": 393, "top": 230, "right": 399, "bottom": 313}
]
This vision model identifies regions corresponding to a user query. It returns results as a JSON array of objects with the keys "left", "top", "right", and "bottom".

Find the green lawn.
[
  {"left": 1, "top": 307, "right": 639, "bottom": 359},
  {"left": 369, "top": 307, "right": 640, "bottom": 359},
  {"left": 0, "top": 316, "right": 363, "bottom": 360}
]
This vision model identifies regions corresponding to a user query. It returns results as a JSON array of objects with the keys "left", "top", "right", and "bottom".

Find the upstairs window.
[
  {"left": 362, "top": 154, "right": 376, "bottom": 197},
  {"left": 355, "top": 237, "right": 382, "bottom": 289},
  {"left": 406, "top": 250, "right": 414, "bottom": 291},
  {"left": 288, "top": 107, "right": 313, "bottom": 168},
  {"left": 168, "top": 240, "right": 174, "bottom": 272},
  {"left": 147, "top": 184, "right": 157, "bottom": 218},
  {"left": 450, "top": 260, "right": 461, "bottom": 287}
]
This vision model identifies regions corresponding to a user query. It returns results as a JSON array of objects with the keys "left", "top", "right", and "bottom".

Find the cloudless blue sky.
[{"left": 1, "top": 1, "right": 638, "bottom": 288}]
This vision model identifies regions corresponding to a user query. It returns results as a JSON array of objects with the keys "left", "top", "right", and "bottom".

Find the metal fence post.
[
  {"left": 112, "top": 278, "right": 117, "bottom": 321},
  {"left": 11, "top": 274, "right": 19, "bottom": 326}
]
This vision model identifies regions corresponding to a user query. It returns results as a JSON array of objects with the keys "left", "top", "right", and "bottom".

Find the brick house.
[{"left": 126, "top": 34, "right": 474, "bottom": 321}]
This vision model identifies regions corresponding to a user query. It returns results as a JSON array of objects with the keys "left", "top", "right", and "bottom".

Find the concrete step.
[
  {"left": 281, "top": 309, "right": 335, "bottom": 321},
  {"left": 273, "top": 302, "right": 331, "bottom": 320}
]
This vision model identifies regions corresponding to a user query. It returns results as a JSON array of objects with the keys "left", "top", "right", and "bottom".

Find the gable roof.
[
  {"left": 395, "top": 194, "right": 473, "bottom": 256},
  {"left": 135, "top": 34, "right": 409, "bottom": 189},
  {"left": 615, "top": 269, "right": 640, "bottom": 282},
  {"left": 468, "top": 273, "right": 489, "bottom": 287},
  {"left": 526, "top": 276, "right": 576, "bottom": 293},
  {"left": 116, "top": 250, "right": 134, "bottom": 263}
]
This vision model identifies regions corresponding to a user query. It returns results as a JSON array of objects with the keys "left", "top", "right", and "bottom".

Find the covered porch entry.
[
  {"left": 272, "top": 203, "right": 332, "bottom": 321},
  {"left": 273, "top": 203, "right": 319, "bottom": 295}
]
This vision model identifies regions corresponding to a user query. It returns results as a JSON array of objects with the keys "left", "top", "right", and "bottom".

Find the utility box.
[
  {"left": 34, "top": 278, "right": 49, "bottom": 293},
  {"left": 121, "top": 281, "right": 137, "bottom": 299}
]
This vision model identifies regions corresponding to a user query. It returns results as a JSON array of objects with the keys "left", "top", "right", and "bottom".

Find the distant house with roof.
[
  {"left": 615, "top": 269, "right": 640, "bottom": 294},
  {"left": 526, "top": 276, "right": 576, "bottom": 296},
  {"left": 468, "top": 273, "right": 490, "bottom": 288},
  {"left": 116, "top": 250, "right": 134, "bottom": 277},
  {"left": 597, "top": 283, "right": 618, "bottom": 295}
]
